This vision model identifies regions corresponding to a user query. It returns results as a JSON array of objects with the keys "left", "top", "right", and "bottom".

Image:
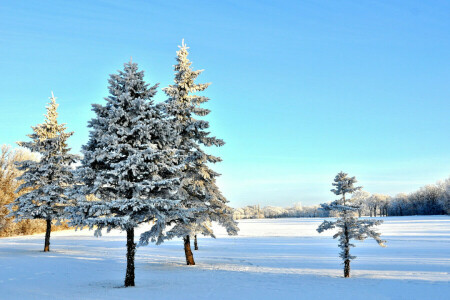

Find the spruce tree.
[
  {"left": 9, "top": 92, "right": 78, "bottom": 252},
  {"left": 317, "top": 172, "right": 386, "bottom": 277},
  {"left": 159, "top": 40, "right": 238, "bottom": 265},
  {"left": 68, "top": 60, "right": 188, "bottom": 287}
]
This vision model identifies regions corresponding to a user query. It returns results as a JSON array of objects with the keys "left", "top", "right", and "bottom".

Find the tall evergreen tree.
[
  {"left": 317, "top": 172, "right": 386, "bottom": 277},
  {"left": 159, "top": 40, "right": 238, "bottom": 265},
  {"left": 9, "top": 93, "right": 78, "bottom": 252},
  {"left": 68, "top": 60, "right": 188, "bottom": 287}
]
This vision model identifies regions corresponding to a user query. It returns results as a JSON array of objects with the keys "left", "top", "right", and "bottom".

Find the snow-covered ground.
[{"left": 0, "top": 216, "right": 449, "bottom": 299}]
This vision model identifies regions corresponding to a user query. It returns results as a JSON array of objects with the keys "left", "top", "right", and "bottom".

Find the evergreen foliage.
[
  {"left": 67, "top": 60, "right": 189, "bottom": 286},
  {"left": 157, "top": 40, "right": 238, "bottom": 264},
  {"left": 317, "top": 172, "right": 386, "bottom": 277},
  {"left": 8, "top": 93, "right": 78, "bottom": 251}
]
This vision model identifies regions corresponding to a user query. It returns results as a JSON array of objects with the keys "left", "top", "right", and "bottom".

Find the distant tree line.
[
  {"left": 234, "top": 177, "right": 450, "bottom": 219},
  {"left": 350, "top": 179, "right": 449, "bottom": 217},
  {"left": 233, "top": 203, "right": 329, "bottom": 220}
]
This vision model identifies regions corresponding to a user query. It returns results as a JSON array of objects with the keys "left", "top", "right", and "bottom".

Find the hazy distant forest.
[
  {"left": 234, "top": 178, "right": 450, "bottom": 219},
  {"left": 2, "top": 143, "right": 449, "bottom": 237}
]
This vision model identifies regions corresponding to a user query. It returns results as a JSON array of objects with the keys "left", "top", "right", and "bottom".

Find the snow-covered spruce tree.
[
  {"left": 317, "top": 172, "right": 386, "bottom": 278},
  {"left": 156, "top": 40, "right": 238, "bottom": 265},
  {"left": 9, "top": 93, "right": 78, "bottom": 252},
  {"left": 68, "top": 60, "right": 188, "bottom": 287}
]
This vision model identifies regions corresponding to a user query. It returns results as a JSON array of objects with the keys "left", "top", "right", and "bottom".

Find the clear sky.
[{"left": 0, "top": 0, "right": 449, "bottom": 207}]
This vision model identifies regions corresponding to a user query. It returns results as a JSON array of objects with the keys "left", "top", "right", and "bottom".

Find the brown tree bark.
[
  {"left": 44, "top": 219, "right": 51, "bottom": 252},
  {"left": 194, "top": 234, "right": 198, "bottom": 250},
  {"left": 124, "top": 228, "right": 136, "bottom": 287},
  {"left": 344, "top": 259, "right": 350, "bottom": 278},
  {"left": 184, "top": 235, "right": 195, "bottom": 265}
]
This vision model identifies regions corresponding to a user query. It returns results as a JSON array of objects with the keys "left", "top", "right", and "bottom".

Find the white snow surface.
[{"left": 0, "top": 216, "right": 449, "bottom": 299}]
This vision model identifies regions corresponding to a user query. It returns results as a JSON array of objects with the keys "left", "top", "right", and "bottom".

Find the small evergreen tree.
[
  {"left": 68, "top": 60, "right": 188, "bottom": 287},
  {"left": 317, "top": 171, "right": 386, "bottom": 277},
  {"left": 9, "top": 93, "right": 78, "bottom": 251},
  {"left": 159, "top": 40, "right": 238, "bottom": 265}
]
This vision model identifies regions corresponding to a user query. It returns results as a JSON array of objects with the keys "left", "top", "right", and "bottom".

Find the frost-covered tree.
[
  {"left": 350, "top": 190, "right": 370, "bottom": 217},
  {"left": 9, "top": 93, "right": 78, "bottom": 251},
  {"left": 159, "top": 40, "right": 238, "bottom": 265},
  {"left": 438, "top": 178, "right": 450, "bottom": 215},
  {"left": 378, "top": 195, "right": 391, "bottom": 217},
  {"left": 386, "top": 180, "right": 449, "bottom": 216},
  {"left": 367, "top": 194, "right": 390, "bottom": 217},
  {"left": 317, "top": 172, "right": 386, "bottom": 278},
  {"left": 68, "top": 60, "right": 189, "bottom": 287}
]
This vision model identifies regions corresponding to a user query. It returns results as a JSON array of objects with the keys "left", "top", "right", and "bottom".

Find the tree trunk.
[
  {"left": 194, "top": 235, "right": 198, "bottom": 250},
  {"left": 183, "top": 235, "right": 195, "bottom": 265},
  {"left": 124, "top": 228, "right": 136, "bottom": 287},
  {"left": 344, "top": 259, "right": 351, "bottom": 278},
  {"left": 44, "top": 219, "right": 51, "bottom": 252},
  {"left": 343, "top": 220, "right": 351, "bottom": 278}
]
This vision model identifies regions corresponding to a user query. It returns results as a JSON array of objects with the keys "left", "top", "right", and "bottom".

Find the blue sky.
[{"left": 0, "top": 0, "right": 449, "bottom": 207}]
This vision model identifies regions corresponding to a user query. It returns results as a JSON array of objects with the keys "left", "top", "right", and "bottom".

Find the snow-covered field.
[{"left": 0, "top": 216, "right": 449, "bottom": 300}]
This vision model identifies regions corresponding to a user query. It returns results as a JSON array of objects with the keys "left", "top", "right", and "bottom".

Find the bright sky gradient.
[{"left": 1, "top": 0, "right": 449, "bottom": 207}]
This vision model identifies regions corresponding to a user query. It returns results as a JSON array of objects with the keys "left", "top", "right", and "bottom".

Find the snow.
[{"left": 0, "top": 216, "right": 449, "bottom": 299}]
